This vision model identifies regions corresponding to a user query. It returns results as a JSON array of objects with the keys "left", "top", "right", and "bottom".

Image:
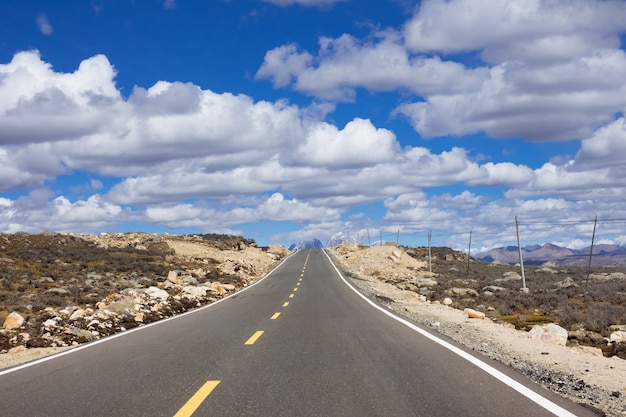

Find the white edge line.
[
  {"left": 322, "top": 249, "right": 578, "bottom": 417},
  {"left": 0, "top": 251, "right": 297, "bottom": 377}
]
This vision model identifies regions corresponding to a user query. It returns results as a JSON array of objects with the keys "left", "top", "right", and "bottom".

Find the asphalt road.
[{"left": 0, "top": 249, "right": 598, "bottom": 416}]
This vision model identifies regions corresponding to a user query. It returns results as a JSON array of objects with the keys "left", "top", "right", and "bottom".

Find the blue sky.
[{"left": 2, "top": 0, "right": 626, "bottom": 252}]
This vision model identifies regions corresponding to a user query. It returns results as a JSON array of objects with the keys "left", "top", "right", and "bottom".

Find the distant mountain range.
[
  {"left": 288, "top": 239, "right": 324, "bottom": 251},
  {"left": 477, "top": 243, "right": 626, "bottom": 266}
]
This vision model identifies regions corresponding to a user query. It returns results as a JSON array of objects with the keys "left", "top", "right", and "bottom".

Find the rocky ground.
[
  {"left": 1, "top": 235, "right": 625, "bottom": 416},
  {"left": 0, "top": 232, "right": 288, "bottom": 363}
]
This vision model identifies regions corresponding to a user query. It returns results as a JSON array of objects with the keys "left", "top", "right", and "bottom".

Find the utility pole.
[
  {"left": 466, "top": 231, "right": 472, "bottom": 277},
  {"left": 515, "top": 216, "right": 527, "bottom": 292},
  {"left": 428, "top": 228, "right": 432, "bottom": 273},
  {"left": 586, "top": 215, "right": 598, "bottom": 285}
]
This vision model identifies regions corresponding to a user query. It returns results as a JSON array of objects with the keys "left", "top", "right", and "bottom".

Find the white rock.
[
  {"left": 86, "top": 320, "right": 100, "bottom": 328},
  {"left": 3, "top": 312, "right": 25, "bottom": 330},
  {"left": 69, "top": 309, "right": 87, "bottom": 321},
  {"left": 145, "top": 286, "right": 169, "bottom": 301},
  {"left": 43, "top": 318, "right": 58, "bottom": 328},
  {"left": 529, "top": 323, "right": 568, "bottom": 346},
  {"left": 442, "top": 297, "right": 453, "bottom": 306},
  {"left": 415, "top": 277, "right": 438, "bottom": 287},
  {"left": 182, "top": 286, "right": 209, "bottom": 299},
  {"left": 609, "top": 331, "right": 626, "bottom": 344},
  {"left": 464, "top": 308, "right": 485, "bottom": 319},
  {"left": 167, "top": 270, "right": 179, "bottom": 284}
]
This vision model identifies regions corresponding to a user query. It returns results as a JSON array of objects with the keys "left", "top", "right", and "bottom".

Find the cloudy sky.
[{"left": 1, "top": 0, "right": 626, "bottom": 252}]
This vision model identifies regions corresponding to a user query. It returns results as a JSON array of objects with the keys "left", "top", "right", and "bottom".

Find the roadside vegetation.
[{"left": 403, "top": 246, "right": 626, "bottom": 358}]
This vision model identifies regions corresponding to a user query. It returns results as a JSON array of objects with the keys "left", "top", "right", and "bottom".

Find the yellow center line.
[
  {"left": 283, "top": 302, "right": 289, "bottom": 307},
  {"left": 297, "top": 282, "right": 301, "bottom": 286},
  {"left": 270, "top": 312, "right": 281, "bottom": 320},
  {"left": 293, "top": 287, "right": 298, "bottom": 291},
  {"left": 244, "top": 330, "right": 264, "bottom": 345},
  {"left": 173, "top": 380, "right": 220, "bottom": 417},
  {"left": 289, "top": 294, "right": 295, "bottom": 298}
]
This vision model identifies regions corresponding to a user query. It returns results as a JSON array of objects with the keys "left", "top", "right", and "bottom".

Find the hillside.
[{"left": 0, "top": 232, "right": 288, "bottom": 353}]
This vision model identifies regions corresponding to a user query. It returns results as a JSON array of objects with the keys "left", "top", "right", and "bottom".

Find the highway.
[{"left": 0, "top": 248, "right": 596, "bottom": 416}]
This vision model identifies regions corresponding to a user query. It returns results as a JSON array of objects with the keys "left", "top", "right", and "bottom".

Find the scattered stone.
[
  {"left": 464, "top": 308, "right": 485, "bottom": 319},
  {"left": 588, "top": 272, "right": 626, "bottom": 281},
  {"left": 3, "top": 312, "right": 25, "bottom": 330},
  {"left": 145, "top": 286, "right": 169, "bottom": 301},
  {"left": 443, "top": 297, "right": 453, "bottom": 306},
  {"left": 555, "top": 277, "right": 577, "bottom": 288},
  {"left": 64, "top": 326, "right": 97, "bottom": 342},
  {"left": 482, "top": 285, "right": 506, "bottom": 292},
  {"left": 414, "top": 277, "right": 438, "bottom": 287},
  {"left": 167, "top": 270, "right": 180, "bottom": 284},
  {"left": 448, "top": 287, "right": 478, "bottom": 297},
  {"left": 45, "top": 288, "right": 70, "bottom": 295},
  {"left": 529, "top": 323, "right": 568, "bottom": 346},
  {"left": 182, "top": 286, "right": 209, "bottom": 299},
  {"left": 610, "top": 331, "right": 626, "bottom": 344}
]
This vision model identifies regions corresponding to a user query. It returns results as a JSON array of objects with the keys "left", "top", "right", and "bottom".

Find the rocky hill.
[{"left": 0, "top": 232, "right": 288, "bottom": 353}]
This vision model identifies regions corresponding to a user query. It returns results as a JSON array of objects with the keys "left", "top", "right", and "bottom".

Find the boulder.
[
  {"left": 556, "top": 277, "right": 577, "bottom": 288},
  {"left": 45, "top": 287, "right": 70, "bottom": 295},
  {"left": 610, "top": 331, "right": 626, "bottom": 344},
  {"left": 43, "top": 318, "right": 59, "bottom": 328},
  {"left": 503, "top": 271, "right": 521, "bottom": 279},
  {"left": 69, "top": 308, "right": 92, "bottom": 321},
  {"left": 182, "top": 286, "right": 209, "bottom": 299},
  {"left": 482, "top": 285, "right": 506, "bottom": 292},
  {"left": 64, "top": 326, "right": 97, "bottom": 342},
  {"left": 3, "top": 312, "right": 25, "bottom": 330},
  {"left": 145, "top": 286, "right": 169, "bottom": 301},
  {"left": 414, "top": 277, "right": 438, "bottom": 287},
  {"left": 588, "top": 272, "right": 626, "bottom": 281},
  {"left": 167, "top": 270, "right": 181, "bottom": 284},
  {"left": 464, "top": 308, "right": 485, "bottom": 319},
  {"left": 536, "top": 267, "right": 557, "bottom": 274},
  {"left": 448, "top": 287, "right": 478, "bottom": 297},
  {"left": 529, "top": 323, "right": 568, "bottom": 346}
]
